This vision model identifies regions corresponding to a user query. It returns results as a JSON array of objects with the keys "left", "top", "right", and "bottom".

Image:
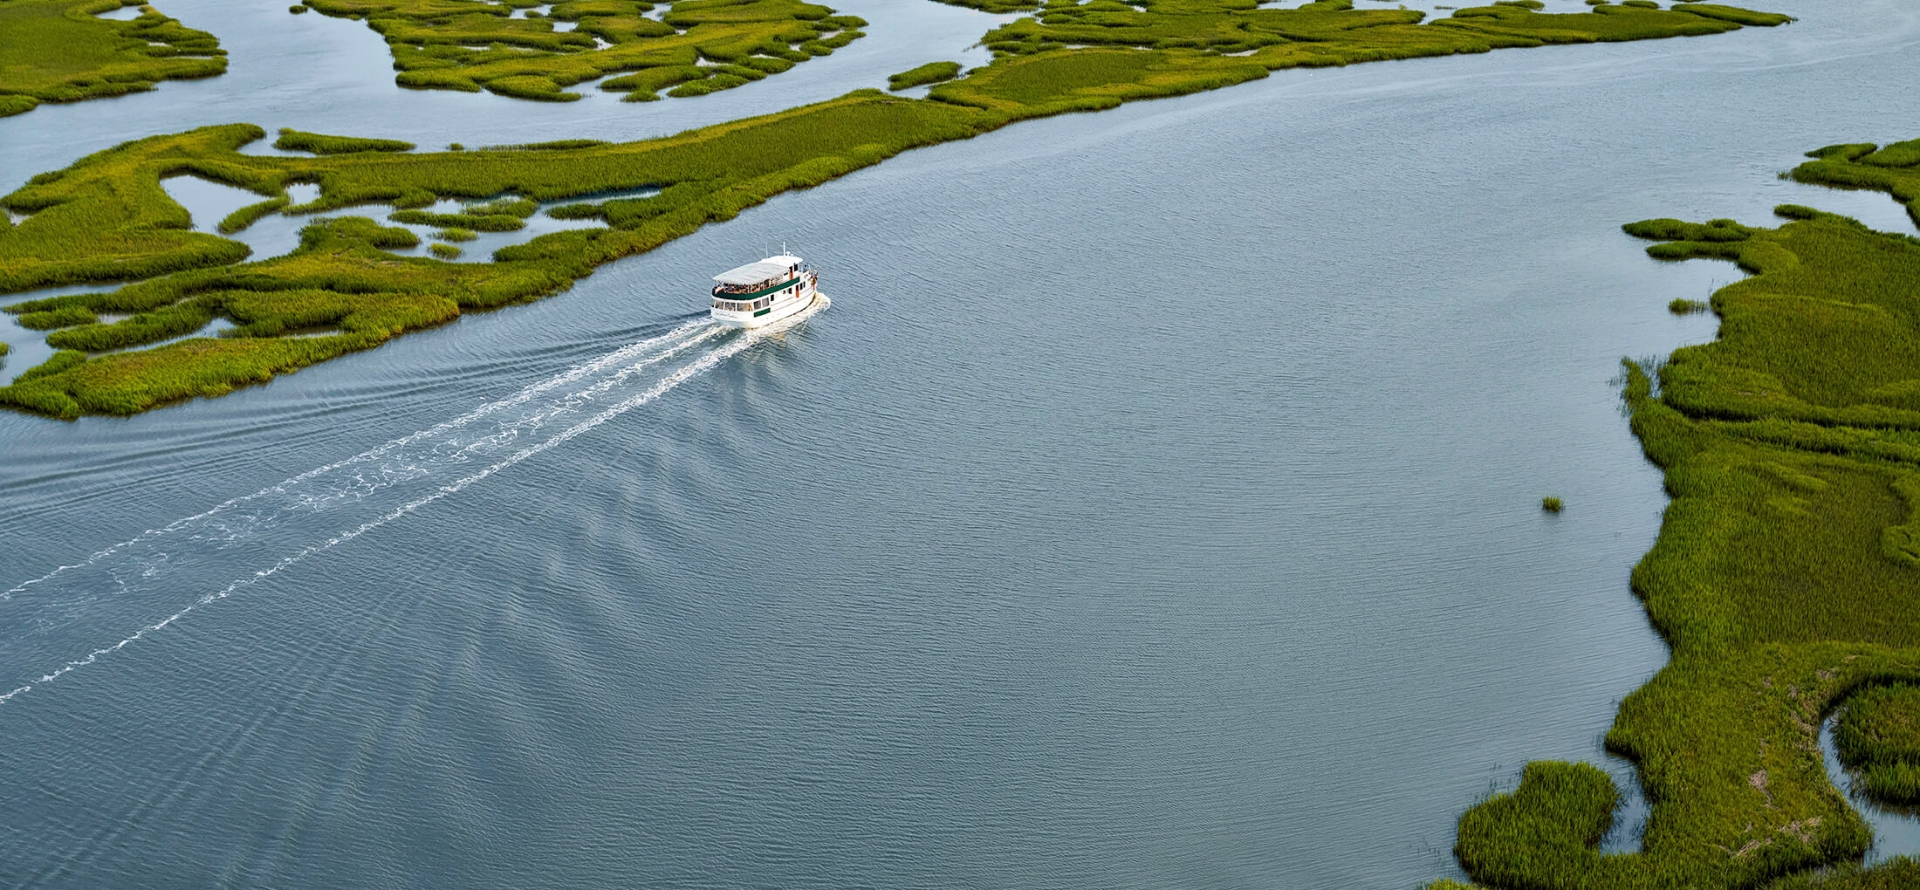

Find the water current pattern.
[{"left": 0, "top": 301, "right": 825, "bottom": 707}]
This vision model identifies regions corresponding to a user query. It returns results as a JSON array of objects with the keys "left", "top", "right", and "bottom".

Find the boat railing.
[
  {"left": 714, "top": 278, "right": 790, "bottom": 296},
  {"left": 712, "top": 272, "right": 813, "bottom": 296}
]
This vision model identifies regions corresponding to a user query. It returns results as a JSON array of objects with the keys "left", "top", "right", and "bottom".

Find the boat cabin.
[{"left": 711, "top": 254, "right": 808, "bottom": 314}]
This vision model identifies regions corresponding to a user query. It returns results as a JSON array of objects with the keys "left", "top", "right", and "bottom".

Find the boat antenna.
[{"left": 782, "top": 240, "right": 789, "bottom": 257}]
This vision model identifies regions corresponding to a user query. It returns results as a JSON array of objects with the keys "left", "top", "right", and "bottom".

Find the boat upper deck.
[
  {"left": 713, "top": 255, "right": 805, "bottom": 293},
  {"left": 718, "top": 253, "right": 798, "bottom": 281}
]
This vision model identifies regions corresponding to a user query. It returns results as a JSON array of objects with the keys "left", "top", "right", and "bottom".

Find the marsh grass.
[
  {"left": 45, "top": 298, "right": 216, "bottom": 351},
  {"left": 0, "top": 0, "right": 227, "bottom": 118},
  {"left": 1669, "top": 297, "right": 1708, "bottom": 314},
  {"left": 0, "top": 0, "right": 1786, "bottom": 418},
  {"left": 890, "top": 61, "right": 964, "bottom": 91},
  {"left": 1834, "top": 685, "right": 1920, "bottom": 805},
  {"left": 545, "top": 202, "right": 603, "bottom": 220},
  {"left": 481, "top": 139, "right": 610, "bottom": 151},
  {"left": 219, "top": 195, "right": 291, "bottom": 234},
  {"left": 390, "top": 210, "right": 526, "bottom": 231},
  {"left": 274, "top": 128, "right": 415, "bottom": 155},
  {"left": 1766, "top": 858, "right": 1920, "bottom": 889},
  {"left": 1456, "top": 761, "right": 1616, "bottom": 886},
  {"left": 429, "top": 242, "right": 462, "bottom": 259},
  {"left": 302, "top": 0, "right": 866, "bottom": 103},
  {"left": 17, "top": 306, "right": 98, "bottom": 330},
  {"left": 0, "top": 93, "right": 991, "bottom": 416},
  {"left": 1541, "top": 495, "right": 1564, "bottom": 512},
  {"left": 1453, "top": 172, "right": 1920, "bottom": 888},
  {"left": 1793, "top": 142, "right": 1920, "bottom": 231},
  {"left": 955, "top": 0, "right": 1778, "bottom": 69}
]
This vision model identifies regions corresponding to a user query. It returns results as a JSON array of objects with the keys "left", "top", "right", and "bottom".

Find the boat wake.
[{"left": 0, "top": 296, "right": 826, "bottom": 708}]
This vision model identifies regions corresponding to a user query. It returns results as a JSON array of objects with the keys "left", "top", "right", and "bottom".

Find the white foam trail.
[
  {"left": 3, "top": 319, "right": 710, "bottom": 603},
  {"left": 0, "top": 297, "right": 825, "bottom": 706}
]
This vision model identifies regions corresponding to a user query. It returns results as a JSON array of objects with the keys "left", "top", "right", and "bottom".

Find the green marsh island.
[
  {"left": 0, "top": 0, "right": 1787, "bottom": 418},
  {"left": 0, "top": 0, "right": 225, "bottom": 117},
  {"left": 1441, "top": 141, "right": 1920, "bottom": 890},
  {"left": 297, "top": 0, "right": 867, "bottom": 101}
]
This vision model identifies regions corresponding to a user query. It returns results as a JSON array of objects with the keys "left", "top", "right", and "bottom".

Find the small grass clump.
[
  {"left": 436, "top": 227, "right": 478, "bottom": 242},
  {"left": 1835, "top": 684, "right": 1920, "bottom": 806},
  {"left": 1792, "top": 140, "right": 1920, "bottom": 231},
  {"left": 429, "top": 242, "right": 462, "bottom": 260},
  {"left": 1669, "top": 297, "right": 1709, "bottom": 314},
  {"left": 480, "top": 139, "right": 610, "bottom": 152},
  {"left": 889, "top": 61, "right": 964, "bottom": 91},
  {"left": 299, "top": 0, "right": 867, "bottom": 103},
  {"left": 1456, "top": 761, "right": 1617, "bottom": 886},
  {"left": 46, "top": 298, "right": 216, "bottom": 351},
  {"left": 0, "top": 0, "right": 226, "bottom": 118},
  {"left": 930, "top": 0, "right": 1035, "bottom": 12},
  {"left": 390, "top": 209, "right": 525, "bottom": 231},
  {"left": 274, "top": 128, "right": 415, "bottom": 155},
  {"left": 545, "top": 202, "right": 602, "bottom": 220},
  {"left": 1541, "top": 495, "right": 1564, "bottom": 512},
  {"left": 17, "top": 305, "right": 99, "bottom": 330},
  {"left": 1766, "top": 857, "right": 1920, "bottom": 889},
  {"left": 218, "top": 195, "right": 291, "bottom": 234}
]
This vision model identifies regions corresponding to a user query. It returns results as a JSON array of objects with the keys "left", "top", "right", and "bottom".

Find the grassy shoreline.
[
  {"left": 0, "top": 0, "right": 1785, "bottom": 420},
  {"left": 1444, "top": 142, "right": 1920, "bottom": 890},
  {"left": 0, "top": 0, "right": 226, "bottom": 118}
]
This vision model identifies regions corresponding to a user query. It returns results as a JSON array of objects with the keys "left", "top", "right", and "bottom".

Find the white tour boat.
[{"left": 710, "top": 253, "right": 821, "bottom": 328}]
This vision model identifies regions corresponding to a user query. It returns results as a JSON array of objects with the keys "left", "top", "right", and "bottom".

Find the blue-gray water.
[{"left": 4, "top": 1, "right": 1920, "bottom": 886}]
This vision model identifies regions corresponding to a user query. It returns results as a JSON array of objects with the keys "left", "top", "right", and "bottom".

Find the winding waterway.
[{"left": 4, "top": 0, "right": 1920, "bottom": 886}]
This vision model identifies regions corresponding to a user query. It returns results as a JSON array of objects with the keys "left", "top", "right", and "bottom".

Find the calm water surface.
[{"left": 4, "top": 1, "right": 1920, "bottom": 887}]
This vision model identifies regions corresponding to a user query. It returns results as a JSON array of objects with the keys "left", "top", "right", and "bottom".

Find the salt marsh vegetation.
[
  {"left": 1765, "top": 858, "right": 1920, "bottom": 890},
  {"left": 298, "top": 0, "right": 867, "bottom": 102},
  {"left": 0, "top": 0, "right": 1787, "bottom": 417},
  {"left": 1450, "top": 145, "right": 1920, "bottom": 888},
  {"left": 0, "top": 0, "right": 226, "bottom": 118},
  {"left": 1835, "top": 684, "right": 1920, "bottom": 807},
  {"left": 951, "top": 0, "right": 1782, "bottom": 62},
  {"left": 889, "top": 60, "right": 963, "bottom": 90},
  {"left": 273, "top": 128, "right": 416, "bottom": 155}
]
